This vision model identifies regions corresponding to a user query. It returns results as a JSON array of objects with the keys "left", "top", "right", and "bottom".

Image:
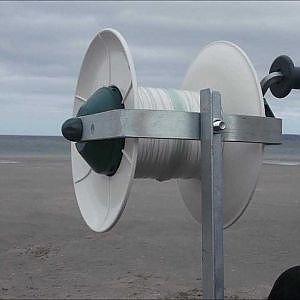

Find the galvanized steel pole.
[{"left": 201, "top": 89, "right": 225, "bottom": 299}]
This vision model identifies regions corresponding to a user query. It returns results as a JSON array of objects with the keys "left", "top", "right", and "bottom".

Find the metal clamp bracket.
[{"left": 78, "top": 108, "right": 282, "bottom": 145}]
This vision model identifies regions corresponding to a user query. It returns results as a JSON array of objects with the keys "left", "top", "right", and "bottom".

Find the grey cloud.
[{"left": 0, "top": 1, "right": 300, "bottom": 134}]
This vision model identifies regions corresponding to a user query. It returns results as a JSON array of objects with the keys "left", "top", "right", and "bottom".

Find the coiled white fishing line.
[{"left": 134, "top": 87, "right": 201, "bottom": 181}]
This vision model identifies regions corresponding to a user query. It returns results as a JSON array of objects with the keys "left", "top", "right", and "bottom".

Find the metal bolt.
[
  {"left": 213, "top": 119, "right": 226, "bottom": 131},
  {"left": 90, "top": 123, "right": 95, "bottom": 135}
]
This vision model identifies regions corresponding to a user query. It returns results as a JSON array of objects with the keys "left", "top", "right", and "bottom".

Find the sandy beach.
[
  {"left": 2, "top": 0, "right": 300, "bottom": 298},
  {"left": 0, "top": 150, "right": 299, "bottom": 299}
]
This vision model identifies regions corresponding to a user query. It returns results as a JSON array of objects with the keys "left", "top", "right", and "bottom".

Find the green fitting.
[{"left": 76, "top": 86, "right": 125, "bottom": 176}]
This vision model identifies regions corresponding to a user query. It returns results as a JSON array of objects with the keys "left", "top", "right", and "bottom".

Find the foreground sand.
[{"left": 0, "top": 154, "right": 299, "bottom": 299}]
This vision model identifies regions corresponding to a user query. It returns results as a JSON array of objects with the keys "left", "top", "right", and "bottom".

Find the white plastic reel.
[{"left": 71, "top": 28, "right": 264, "bottom": 232}]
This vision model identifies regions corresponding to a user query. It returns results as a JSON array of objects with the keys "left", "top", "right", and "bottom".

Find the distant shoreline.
[
  {"left": 0, "top": 135, "right": 299, "bottom": 162},
  {"left": 0, "top": 134, "right": 298, "bottom": 138}
]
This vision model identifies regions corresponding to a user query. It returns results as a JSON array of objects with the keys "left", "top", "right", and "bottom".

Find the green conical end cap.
[{"left": 76, "top": 86, "right": 125, "bottom": 176}]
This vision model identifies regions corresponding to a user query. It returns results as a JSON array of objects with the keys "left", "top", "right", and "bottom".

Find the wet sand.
[{"left": 0, "top": 154, "right": 299, "bottom": 299}]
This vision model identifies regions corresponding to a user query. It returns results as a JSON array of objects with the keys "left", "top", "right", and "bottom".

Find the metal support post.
[{"left": 201, "top": 89, "right": 224, "bottom": 299}]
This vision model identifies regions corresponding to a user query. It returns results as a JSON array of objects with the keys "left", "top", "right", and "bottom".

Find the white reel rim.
[
  {"left": 178, "top": 41, "right": 265, "bottom": 228},
  {"left": 71, "top": 28, "right": 138, "bottom": 232}
]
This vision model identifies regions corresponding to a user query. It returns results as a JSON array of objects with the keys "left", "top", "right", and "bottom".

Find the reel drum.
[{"left": 68, "top": 29, "right": 265, "bottom": 232}]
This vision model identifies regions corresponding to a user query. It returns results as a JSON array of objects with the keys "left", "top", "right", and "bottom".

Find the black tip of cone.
[{"left": 61, "top": 117, "right": 83, "bottom": 142}]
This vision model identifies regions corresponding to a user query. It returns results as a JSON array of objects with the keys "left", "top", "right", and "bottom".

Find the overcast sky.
[{"left": 0, "top": 1, "right": 300, "bottom": 135}]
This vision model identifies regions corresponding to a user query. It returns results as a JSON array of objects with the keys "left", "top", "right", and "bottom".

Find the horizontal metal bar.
[
  {"left": 79, "top": 109, "right": 282, "bottom": 145},
  {"left": 81, "top": 109, "right": 200, "bottom": 141},
  {"left": 223, "top": 115, "right": 282, "bottom": 144}
]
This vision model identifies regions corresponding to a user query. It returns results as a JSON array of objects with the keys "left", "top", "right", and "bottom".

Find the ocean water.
[
  {"left": 0, "top": 135, "right": 69, "bottom": 157},
  {"left": 0, "top": 134, "right": 299, "bottom": 164},
  {"left": 264, "top": 134, "right": 300, "bottom": 165}
]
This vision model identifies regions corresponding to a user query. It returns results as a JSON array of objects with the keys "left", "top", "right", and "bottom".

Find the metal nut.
[{"left": 213, "top": 119, "right": 226, "bottom": 131}]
